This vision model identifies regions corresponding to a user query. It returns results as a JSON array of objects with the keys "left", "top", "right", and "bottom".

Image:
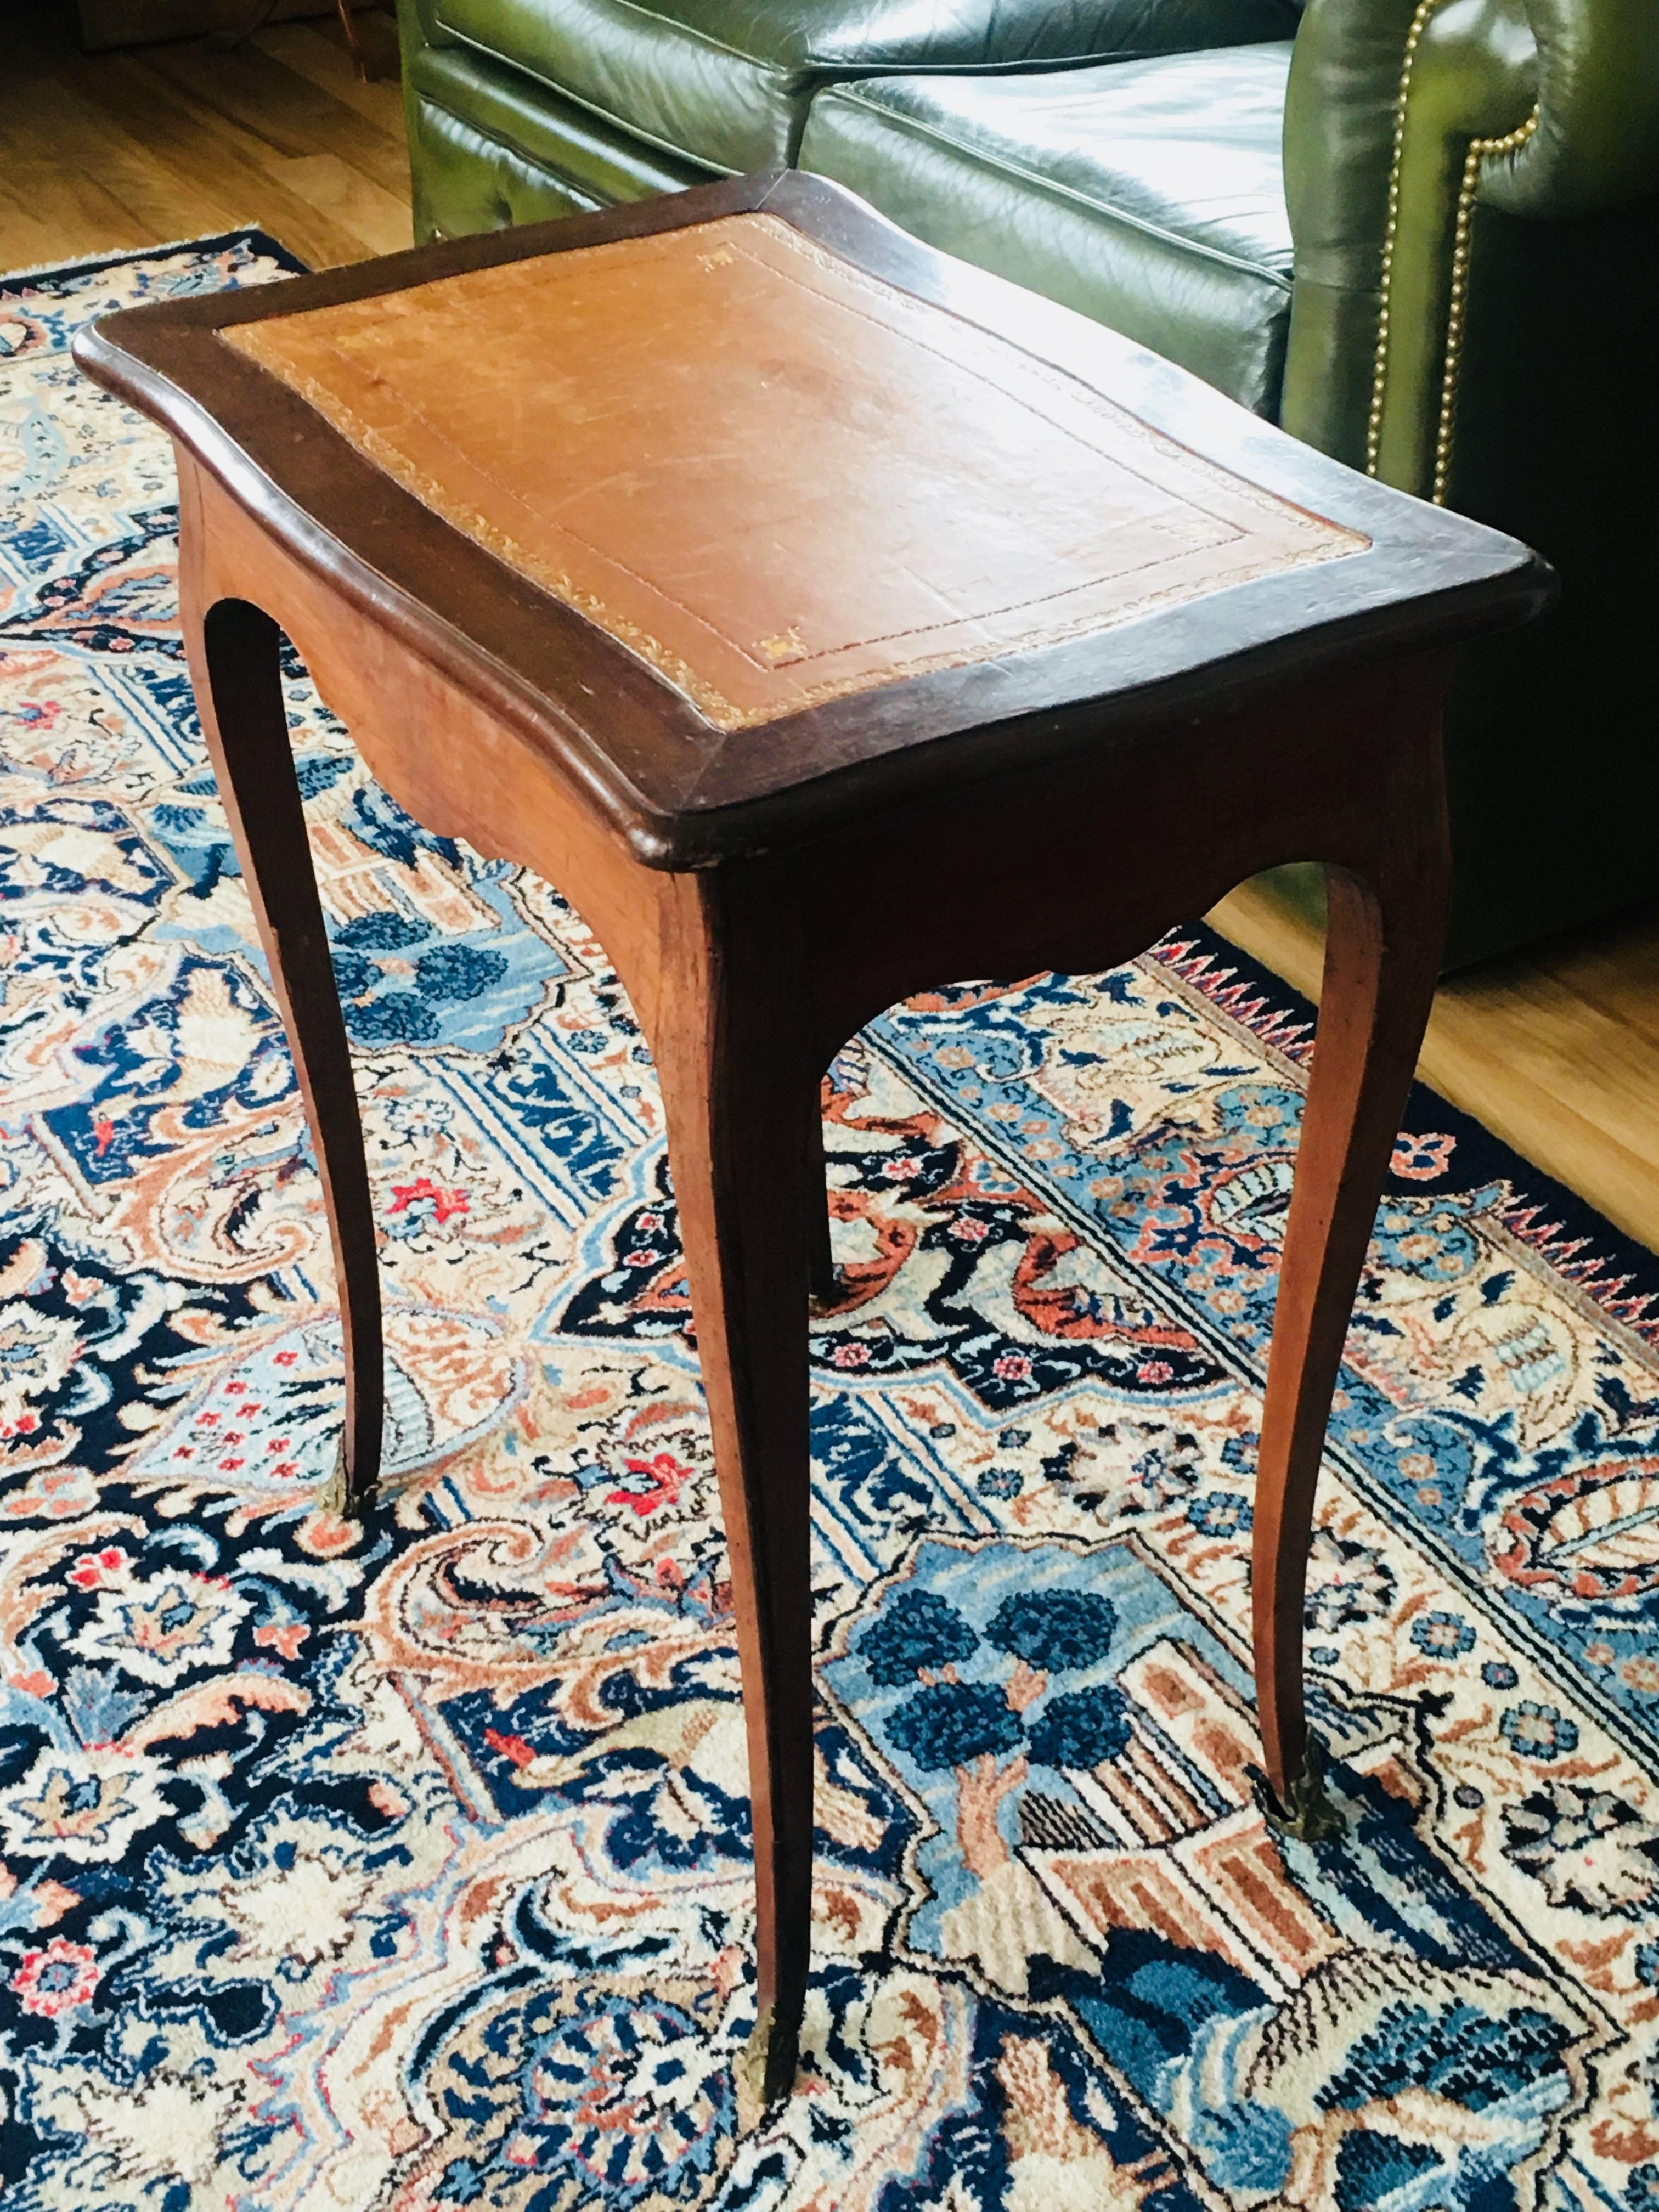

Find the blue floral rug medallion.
[{"left": 1, "top": 234, "right": 1657, "bottom": 2212}]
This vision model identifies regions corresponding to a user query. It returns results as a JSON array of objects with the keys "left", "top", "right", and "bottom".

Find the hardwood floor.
[
  {"left": 7, "top": 0, "right": 1659, "bottom": 1255},
  {"left": 1, "top": 1, "right": 409, "bottom": 270}
]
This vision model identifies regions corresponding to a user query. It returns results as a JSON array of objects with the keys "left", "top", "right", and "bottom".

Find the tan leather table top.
[{"left": 224, "top": 212, "right": 1364, "bottom": 733}]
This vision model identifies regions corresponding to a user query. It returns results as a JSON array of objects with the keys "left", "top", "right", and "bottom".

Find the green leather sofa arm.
[
  {"left": 1280, "top": 0, "right": 1659, "bottom": 494},
  {"left": 1274, "top": 0, "right": 1659, "bottom": 966}
]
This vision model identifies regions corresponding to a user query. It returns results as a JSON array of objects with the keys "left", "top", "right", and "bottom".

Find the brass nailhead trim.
[
  {"left": 1432, "top": 111, "right": 1538, "bottom": 503},
  {"left": 1366, "top": 0, "right": 1539, "bottom": 505},
  {"left": 1366, "top": 0, "right": 1441, "bottom": 483}
]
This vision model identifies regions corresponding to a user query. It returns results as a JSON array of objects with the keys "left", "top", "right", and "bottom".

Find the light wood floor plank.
[
  {"left": 0, "top": 164, "right": 149, "bottom": 263},
  {"left": 252, "top": 17, "right": 406, "bottom": 126},
  {"left": 143, "top": 32, "right": 412, "bottom": 194},
  {"left": 1, "top": 7, "right": 402, "bottom": 269},
  {"left": 0, "top": 188, "right": 82, "bottom": 274},
  {"left": 1531, "top": 917, "right": 1659, "bottom": 1058},
  {"left": 54, "top": 47, "right": 380, "bottom": 267},
  {"left": 267, "top": 149, "right": 411, "bottom": 255},
  {"left": 25, "top": 75, "right": 248, "bottom": 247}
]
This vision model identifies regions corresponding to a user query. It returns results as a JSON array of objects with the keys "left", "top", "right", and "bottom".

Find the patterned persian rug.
[{"left": 4, "top": 233, "right": 1659, "bottom": 2212}]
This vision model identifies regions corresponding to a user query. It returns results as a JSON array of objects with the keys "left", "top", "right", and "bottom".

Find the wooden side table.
[{"left": 75, "top": 173, "right": 1548, "bottom": 2109}]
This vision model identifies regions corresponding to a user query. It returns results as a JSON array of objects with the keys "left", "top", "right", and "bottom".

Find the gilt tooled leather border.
[{"left": 222, "top": 212, "right": 1368, "bottom": 732}]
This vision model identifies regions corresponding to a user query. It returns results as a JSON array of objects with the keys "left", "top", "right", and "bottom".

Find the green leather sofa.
[
  {"left": 396, "top": 0, "right": 1303, "bottom": 238},
  {"left": 398, "top": 0, "right": 1659, "bottom": 967}
]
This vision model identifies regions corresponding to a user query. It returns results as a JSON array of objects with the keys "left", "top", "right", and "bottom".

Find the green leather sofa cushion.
[
  {"left": 800, "top": 45, "right": 1295, "bottom": 416},
  {"left": 427, "top": 0, "right": 1304, "bottom": 176},
  {"left": 405, "top": 38, "right": 711, "bottom": 238}
]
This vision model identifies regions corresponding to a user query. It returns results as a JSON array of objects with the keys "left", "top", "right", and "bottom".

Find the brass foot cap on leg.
[
  {"left": 1256, "top": 1731, "right": 1345, "bottom": 1842},
  {"left": 319, "top": 1437, "right": 351, "bottom": 1518},
  {"left": 735, "top": 2004, "right": 799, "bottom": 2130},
  {"left": 324, "top": 1436, "right": 376, "bottom": 1520}
]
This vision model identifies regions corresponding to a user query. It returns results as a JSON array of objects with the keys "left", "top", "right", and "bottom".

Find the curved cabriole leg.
[
  {"left": 183, "top": 595, "right": 385, "bottom": 1512},
  {"left": 650, "top": 872, "right": 815, "bottom": 2121},
  {"left": 1252, "top": 855, "right": 1445, "bottom": 1838}
]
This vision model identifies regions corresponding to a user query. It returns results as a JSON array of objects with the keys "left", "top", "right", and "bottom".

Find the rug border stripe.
[
  {"left": 1151, "top": 921, "right": 1659, "bottom": 1337},
  {"left": 0, "top": 226, "right": 307, "bottom": 295}
]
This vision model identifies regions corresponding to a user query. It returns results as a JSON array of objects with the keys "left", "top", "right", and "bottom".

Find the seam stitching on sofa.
[
  {"left": 822, "top": 88, "right": 1294, "bottom": 290},
  {"left": 439, "top": 0, "right": 764, "bottom": 71},
  {"left": 810, "top": 43, "right": 1294, "bottom": 80},
  {"left": 416, "top": 91, "right": 610, "bottom": 207},
  {"left": 442, "top": 0, "right": 1156, "bottom": 77},
  {"left": 435, "top": 27, "right": 737, "bottom": 174},
  {"left": 801, "top": 50, "right": 1165, "bottom": 74},
  {"left": 415, "top": 77, "right": 685, "bottom": 194}
]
